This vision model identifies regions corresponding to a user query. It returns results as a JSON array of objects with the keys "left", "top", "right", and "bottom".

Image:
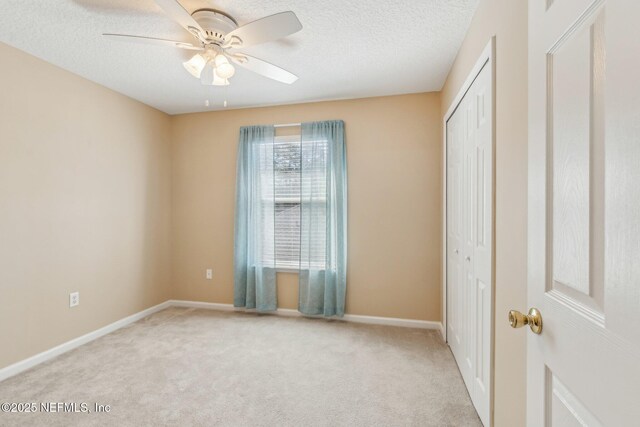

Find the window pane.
[
  {"left": 301, "top": 140, "right": 328, "bottom": 269},
  {"left": 273, "top": 138, "right": 301, "bottom": 268},
  {"left": 262, "top": 136, "right": 329, "bottom": 270},
  {"left": 275, "top": 202, "right": 300, "bottom": 267}
]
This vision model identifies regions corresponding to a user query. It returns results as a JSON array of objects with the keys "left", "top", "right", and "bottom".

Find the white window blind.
[{"left": 261, "top": 135, "right": 328, "bottom": 270}]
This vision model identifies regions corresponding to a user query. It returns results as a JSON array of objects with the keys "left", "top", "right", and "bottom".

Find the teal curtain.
[
  {"left": 299, "top": 120, "right": 348, "bottom": 316},
  {"left": 234, "top": 125, "right": 277, "bottom": 311}
]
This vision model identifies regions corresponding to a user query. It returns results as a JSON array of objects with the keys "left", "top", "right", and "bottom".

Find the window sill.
[{"left": 276, "top": 267, "right": 299, "bottom": 274}]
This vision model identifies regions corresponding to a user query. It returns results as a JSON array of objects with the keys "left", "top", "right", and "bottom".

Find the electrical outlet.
[
  {"left": 206, "top": 269, "right": 213, "bottom": 280},
  {"left": 69, "top": 292, "right": 79, "bottom": 308}
]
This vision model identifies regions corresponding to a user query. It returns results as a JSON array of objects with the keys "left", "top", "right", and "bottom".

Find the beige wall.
[
  {"left": 0, "top": 42, "right": 172, "bottom": 369},
  {"left": 171, "top": 93, "right": 443, "bottom": 321},
  {"left": 440, "top": 0, "right": 528, "bottom": 425}
]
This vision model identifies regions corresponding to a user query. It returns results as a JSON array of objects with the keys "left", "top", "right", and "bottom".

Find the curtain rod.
[{"left": 274, "top": 123, "right": 301, "bottom": 128}]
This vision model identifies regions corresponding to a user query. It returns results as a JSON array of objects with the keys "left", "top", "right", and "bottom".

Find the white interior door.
[
  {"left": 528, "top": 0, "right": 640, "bottom": 425},
  {"left": 447, "top": 59, "right": 493, "bottom": 426}
]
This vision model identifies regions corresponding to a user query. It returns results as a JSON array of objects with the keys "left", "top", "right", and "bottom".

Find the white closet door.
[
  {"left": 447, "top": 60, "right": 493, "bottom": 426},
  {"left": 447, "top": 106, "right": 464, "bottom": 372}
]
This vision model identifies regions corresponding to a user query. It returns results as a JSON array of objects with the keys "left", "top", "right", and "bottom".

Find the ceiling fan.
[{"left": 103, "top": 0, "right": 302, "bottom": 86}]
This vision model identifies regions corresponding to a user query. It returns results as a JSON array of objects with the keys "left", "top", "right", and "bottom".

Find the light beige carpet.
[{"left": 0, "top": 308, "right": 481, "bottom": 426}]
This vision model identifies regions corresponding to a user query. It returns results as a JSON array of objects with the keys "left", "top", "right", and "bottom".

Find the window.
[
  {"left": 235, "top": 121, "right": 346, "bottom": 315},
  {"left": 261, "top": 135, "right": 328, "bottom": 270}
]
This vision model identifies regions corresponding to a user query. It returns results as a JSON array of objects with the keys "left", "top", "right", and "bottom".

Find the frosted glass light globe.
[
  {"left": 214, "top": 54, "right": 235, "bottom": 79},
  {"left": 183, "top": 54, "right": 207, "bottom": 78}
]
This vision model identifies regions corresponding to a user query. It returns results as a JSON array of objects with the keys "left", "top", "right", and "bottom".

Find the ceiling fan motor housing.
[{"left": 191, "top": 9, "right": 238, "bottom": 45}]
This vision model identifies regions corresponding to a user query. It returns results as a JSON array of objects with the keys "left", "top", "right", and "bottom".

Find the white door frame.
[{"left": 441, "top": 37, "right": 496, "bottom": 424}]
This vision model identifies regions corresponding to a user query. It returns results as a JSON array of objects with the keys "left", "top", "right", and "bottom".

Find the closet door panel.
[{"left": 447, "top": 60, "right": 493, "bottom": 426}]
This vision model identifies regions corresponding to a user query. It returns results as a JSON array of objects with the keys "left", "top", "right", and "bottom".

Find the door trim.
[{"left": 441, "top": 37, "right": 496, "bottom": 425}]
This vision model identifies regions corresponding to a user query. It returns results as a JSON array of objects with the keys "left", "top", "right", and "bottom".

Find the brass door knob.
[{"left": 508, "top": 308, "right": 543, "bottom": 334}]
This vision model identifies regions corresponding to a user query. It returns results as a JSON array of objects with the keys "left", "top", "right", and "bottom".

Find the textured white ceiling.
[{"left": 0, "top": 0, "right": 478, "bottom": 114}]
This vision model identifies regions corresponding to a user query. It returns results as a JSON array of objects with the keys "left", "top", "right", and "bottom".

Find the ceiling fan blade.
[
  {"left": 224, "top": 11, "right": 302, "bottom": 49},
  {"left": 154, "top": 0, "right": 206, "bottom": 42},
  {"left": 103, "top": 34, "right": 203, "bottom": 50},
  {"left": 231, "top": 53, "right": 298, "bottom": 84}
]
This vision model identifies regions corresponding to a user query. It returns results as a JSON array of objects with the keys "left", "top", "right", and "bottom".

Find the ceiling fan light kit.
[
  {"left": 103, "top": 1, "right": 302, "bottom": 88},
  {"left": 200, "top": 56, "right": 230, "bottom": 86},
  {"left": 183, "top": 46, "right": 233, "bottom": 86}
]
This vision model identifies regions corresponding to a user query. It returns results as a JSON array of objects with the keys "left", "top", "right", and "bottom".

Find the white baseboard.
[
  {"left": 170, "top": 300, "right": 237, "bottom": 311},
  {"left": 169, "top": 299, "right": 443, "bottom": 331},
  {"left": 0, "top": 299, "right": 443, "bottom": 383},
  {"left": 0, "top": 301, "right": 171, "bottom": 382}
]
